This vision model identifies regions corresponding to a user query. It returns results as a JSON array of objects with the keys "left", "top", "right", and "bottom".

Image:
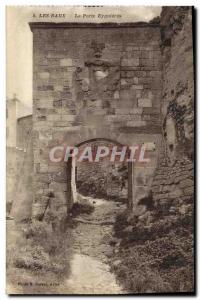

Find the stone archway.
[
  {"left": 65, "top": 138, "right": 134, "bottom": 210},
  {"left": 30, "top": 22, "right": 163, "bottom": 223}
]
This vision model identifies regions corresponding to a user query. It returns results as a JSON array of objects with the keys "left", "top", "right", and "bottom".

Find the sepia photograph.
[{"left": 6, "top": 5, "right": 195, "bottom": 295}]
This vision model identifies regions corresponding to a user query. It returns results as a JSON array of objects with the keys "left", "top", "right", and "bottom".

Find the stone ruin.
[{"left": 12, "top": 7, "right": 194, "bottom": 230}]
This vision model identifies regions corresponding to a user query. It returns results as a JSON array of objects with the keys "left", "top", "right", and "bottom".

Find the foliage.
[{"left": 111, "top": 207, "right": 194, "bottom": 293}]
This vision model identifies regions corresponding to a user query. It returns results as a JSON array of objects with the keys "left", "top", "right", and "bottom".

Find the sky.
[{"left": 6, "top": 6, "right": 161, "bottom": 110}]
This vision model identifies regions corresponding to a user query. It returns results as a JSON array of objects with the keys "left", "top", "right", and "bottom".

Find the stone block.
[
  {"left": 142, "top": 114, "right": 151, "bottom": 121},
  {"left": 153, "top": 59, "right": 162, "bottom": 68},
  {"left": 136, "top": 175, "right": 147, "bottom": 186},
  {"left": 126, "top": 46, "right": 140, "bottom": 51},
  {"left": 132, "top": 115, "right": 142, "bottom": 121},
  {"left": 136, "top": 90, "right": 142, "bottom": 98},
  {"left": 37, "top": 85, "right": 54, "bottom": 91},
  {"left": 54, "top": 85, "right": 64, "bottom": 92},
  {"left": 140, "top": 59, "right": 153, "bottom": 67},
  {"left": 36, "top": 99, "right": 54, "bottom": 109},
  {"left": 141, "top": 51, "right": 153, "bottom": 59},
  {"left": 168, "top": 187, "right": 183, "bottom": 199},
  {"left": 140, "top": 46, "right": 154, "bottom": 51},
  {"left": 179, "top": 178, "right": 193, "bottom": 188},
  {"left": 133, "top": 77, "right": 139, "bottom": 84},
  {"left": 120, "top": 89, "right": 132, "bottom": 100},
  {"left": 93, "top": 110, "right": 107, "bottom": 116},
  {"left": 47, "top": 114, "right": 62, "bottom": 122},
  {"left": 49, "top": 181, "right": 66, "bottom": 192},
  {"left": 138, "top": 98, "right": 152, "bottom": 108},
  {"left": 115, "top": 108, "right": 142, "bottom": 115},
  {"left": 82, "top": 78, "right": 90, "bottom": 91},
  {"left": 183, "top": 186, "right": 194, "bottom": 196},
  {"left": 115, "top": 108, "right": 131, "bottom": 115},
  {"left": 150, "top": 71, "right": 162, "bottom": 77},
  {"left": 121, "top": 58, "right": 139, "bottom": 67},
  {"left": 106, "top": 115, "right": 131, "bottom": 123},
  {"left": 53, "top": 117, "right": 75, "bottom": 127},
  {"left": 131, "top": 108, "right": 143, "bottom": 114},
  {"left": 117, "top": 98, "right": 134, "bottom": 109},
  {"left": 143, "top": 107, "right": 160, "bottom": 114},
  {"left": 53, "top": 100, "right": 62, "bottom": 107},
  {"left": 113, "top": 91, "right": 120, "bottom": 99},
  {"left": 61, "top": 115, "right": 76, "bottom": 122},
  {"left": 153, "top": 50, "right": 161, "bottom": 58},
  {"left": 132, "top": 51, "right": 141, "bottom": 58},
  {"left": 134, "top": 70, "right": 147, "bottom": 77},
  {"left": 39, "top": 130, "right": 52, "bottom": 141},
  {"left": 60, "top": 58, "right": 73, "bottom": 67},
  {"left": 131, "top": 85, "right": 143, "bottom": 90},
  {"left": 39, "top": 163, "right": 48, "bottom": 173},
  {"left": 149, "top": 81, "right": 162, "bottom": 90},
  {"left": 87, "top": 99, "right": 102, "bottom": 108},
  {"left": 139, "top": 77, "right": 152, "bottom": 85},
  {"left": 121, "top": 79, "right": 128, "bottom": 86},
  {"left": 39, "top": 72, "right": 50, "bottom": 79},
  {"left": 127, "top": 120, "right": 146, "bottom": 127}
]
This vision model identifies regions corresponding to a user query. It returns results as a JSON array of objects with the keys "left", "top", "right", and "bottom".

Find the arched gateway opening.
[
  {"left": 66, "top": 138, "right": 134, "bottom": 210},
  {"left": 29, "top": 21, "right": 162, "bottom": 225}
]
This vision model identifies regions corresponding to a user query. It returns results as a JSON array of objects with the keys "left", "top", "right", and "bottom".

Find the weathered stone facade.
[
  {"left": 30, "top": 22, "right": 163, "bottom": 223},
  {"left": 133, "top": 7, "right": 194, "bottom": 227},
  {"left": 151, "top": 7, "right": 194, "bottom": 218},
  {"left": 29, "top": 7, "right": 194, "bottom": 227}
]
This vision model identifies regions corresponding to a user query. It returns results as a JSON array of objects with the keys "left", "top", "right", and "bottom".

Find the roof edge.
[
  {"left": 29, "top": 22, "right": 160, "bottom": 31},
  {"left": 17, "top": 114, "right": 33, "bottom": 121}
]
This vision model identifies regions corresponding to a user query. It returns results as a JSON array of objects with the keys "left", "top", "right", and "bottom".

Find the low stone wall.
[
  {"left": 7, "top": 115, "right": 33, "bottom": 220},
  {"left": 151, "top": 157, "right": 193, "bottom": 217},
  {"left": 7, "top": 147, "right": 21, "bottom": 213}
]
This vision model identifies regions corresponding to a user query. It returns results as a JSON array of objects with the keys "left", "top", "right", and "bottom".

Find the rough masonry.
[
  {"left": 134, "top": 7, "right": 194, "bottom": 226},
  {"left": 26, "top": 6, "right": 194, "bottom": 229}
]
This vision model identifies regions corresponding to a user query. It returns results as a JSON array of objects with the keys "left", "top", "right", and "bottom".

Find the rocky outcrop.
[{"left": 138, "top": 6, "right": 194, "bottom": 222}]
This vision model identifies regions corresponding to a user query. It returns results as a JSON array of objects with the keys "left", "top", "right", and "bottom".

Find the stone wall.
[
  {"left": 30, "top": 22, "right": 163, "bottom": 223},
  {"left": 17, "top": 115, "right": 32, "bottom": 149},
  {"left": 7, "top": 147, "right": 19, "bottom": 214},
  {"left": 154, "top": 6, "right": 194, "bottom": 211},
  {"left": 7, "top": 115, "right": 33, "bottom": 221},
  {"left": 6, "top": 99, "right": 17, "bottom": 147},
  {"left": 138, "top": 7, "right": 194, "bottom": 225},
  {"left": 161, "top": 7, "right": 194, "bottom": 160},
  {"left": 7, "top": 115, "right": 33, "bottom": 215}
]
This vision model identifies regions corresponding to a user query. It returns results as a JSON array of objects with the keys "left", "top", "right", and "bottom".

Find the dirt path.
[
  {"left": 7, "top": 197, "right": 126, "bottom": 294},
  {"left": 59, "top": 197, "right": 126, "bottom": 294}
]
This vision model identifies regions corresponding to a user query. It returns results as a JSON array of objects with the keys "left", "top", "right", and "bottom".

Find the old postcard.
[{"left": 6, "top": 6, "right": 195, "bottom": 294}]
